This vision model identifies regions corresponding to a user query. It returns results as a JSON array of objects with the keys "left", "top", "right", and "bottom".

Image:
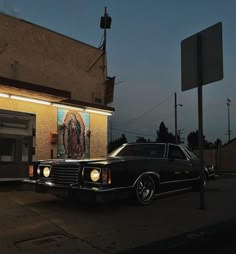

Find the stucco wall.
[
  {"left": 0, "top": 13, "right": 106, "bottom": 104},
  {"left": 0, "top": 97, "right": 57, "bottom": 160},
  {"left": 0, "top": 97, "right": 108, "bottom": 160},
  {"left": 90, "top": 113, "right": 108, "bottom": 157}
]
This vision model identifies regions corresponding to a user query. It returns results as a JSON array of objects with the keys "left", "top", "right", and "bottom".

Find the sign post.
[
  {"left": 181, "top": 22, "right": 223, "bottom": 209},
  {"left": 197, "top": 34, "right": 205, "bottom": 209}
]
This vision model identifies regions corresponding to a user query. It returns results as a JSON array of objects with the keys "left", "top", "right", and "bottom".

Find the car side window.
[
  {"left": 112, "top": 144, "right": 165, "bottom": 158},
  {"left": 148, "top": 145, "right": 165, "bottom": 158},
  {"left": 168, "top": 145, "right": 187, "bottom": 160}
]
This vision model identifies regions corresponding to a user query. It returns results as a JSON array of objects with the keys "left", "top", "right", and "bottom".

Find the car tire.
[
  {"left": 135, "top": 175, "right": 155, "bottom": 205},
  {"left": 193, "top": 172, "right": 207, "bottom": 191}
]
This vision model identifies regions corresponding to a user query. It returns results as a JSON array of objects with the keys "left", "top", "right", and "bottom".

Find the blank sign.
[{"left": 181, "top": 22, "right": 223, "bottom": 91}]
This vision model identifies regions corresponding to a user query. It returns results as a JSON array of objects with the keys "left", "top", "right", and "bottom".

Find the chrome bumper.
[{"left": 26, "top": 179, "right": 131, "bottom": 202}]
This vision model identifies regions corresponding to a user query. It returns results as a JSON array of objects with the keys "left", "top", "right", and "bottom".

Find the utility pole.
[
  {"left": 174, "top": 92, "right": 183, "bottom": 144},
  {"left": 100, "top": 6, "right": 112, "bottom": 54},
  {"left": 178, "top": 129, "right": 184, "bottom": 144},
  {"left": 227, "top": 98, "right": 231, "bottom": 143},
  {"left": 100, "top": 7, "right": 112, "bottom": 153}
]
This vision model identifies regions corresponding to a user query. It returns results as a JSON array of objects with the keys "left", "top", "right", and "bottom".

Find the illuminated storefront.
[{"left": 0, "top": 13, "right": 114, "bottom": 180}]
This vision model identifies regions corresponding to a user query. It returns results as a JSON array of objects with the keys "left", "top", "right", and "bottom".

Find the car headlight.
[
  {"left": 90, "top": 169, "right": 100, "bottom": 182},
  {"left": 43, "top": 167, "right": 51, "bottom": 177}
]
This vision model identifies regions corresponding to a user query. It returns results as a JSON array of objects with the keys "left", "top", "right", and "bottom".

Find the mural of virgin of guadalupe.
[{"left": 62, "top": 111, "right": 85, "bottom": 159}]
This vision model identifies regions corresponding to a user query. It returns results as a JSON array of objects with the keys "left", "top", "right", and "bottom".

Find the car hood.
[{"left": 37, "top": 156, "right": 152, "bottom": 166}]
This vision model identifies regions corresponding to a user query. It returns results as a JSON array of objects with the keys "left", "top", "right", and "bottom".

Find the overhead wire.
[
  {"left": 115, "top": 92, "right": 175, "bottom": 126},
  {"left": 111, "top": 92, "right": 175, "bottom": 139}
]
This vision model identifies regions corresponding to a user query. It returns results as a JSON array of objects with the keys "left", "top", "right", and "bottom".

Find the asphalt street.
[{"left": 0, "top": 173, "right": 236, "bottom": 254}]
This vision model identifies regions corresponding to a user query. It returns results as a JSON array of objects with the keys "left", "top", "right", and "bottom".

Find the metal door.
[{"left": 0, "top": 134, "right": 33, "bottom": 180}]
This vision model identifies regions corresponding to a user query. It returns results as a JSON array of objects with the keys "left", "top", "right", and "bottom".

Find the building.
[{"left": 0, "top": 13, "right": 114, "bottom": 180}]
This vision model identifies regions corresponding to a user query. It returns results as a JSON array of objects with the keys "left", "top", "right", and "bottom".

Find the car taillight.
[
  {"left": 102, "top": 168, "right": 112, "bottom": 184},
  {"left": 29, "top": 165, "right": 34, "bottom": 177}
]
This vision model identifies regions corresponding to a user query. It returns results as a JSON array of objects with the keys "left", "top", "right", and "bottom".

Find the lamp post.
[
  {"left": 227, "top": 98, "right": 231, "bottom": 143},
  {"left": 174, "top": 92, "right": 183, "bottom": 144}
]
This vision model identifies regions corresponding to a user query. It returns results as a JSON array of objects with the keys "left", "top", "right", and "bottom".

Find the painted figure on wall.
[
  {"left": 58, "top": 109, "right": 90, "bottom": 159},
  {"left": 66, "top": 112, "right": 83, "bottom": 158}
]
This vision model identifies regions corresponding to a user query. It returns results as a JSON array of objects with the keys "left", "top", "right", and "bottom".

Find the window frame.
[{"left": 167, "top": 144, "right": 188, "bottom": 161}]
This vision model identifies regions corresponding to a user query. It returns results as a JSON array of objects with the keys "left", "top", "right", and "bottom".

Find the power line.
[
  {"left": 112, "top": 127, "right": 156, "bottom": 138},
  {"left": 117, "top": 92, "right": 174, "bottom": 126}
]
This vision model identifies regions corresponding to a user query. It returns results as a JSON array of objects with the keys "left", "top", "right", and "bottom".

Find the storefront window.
[{"left": 0, "top": 139, "right": 16, "bottom": 163}]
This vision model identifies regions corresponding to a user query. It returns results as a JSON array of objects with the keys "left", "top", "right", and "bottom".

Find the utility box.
[{"left": 50, "top": 131, "right": 58, "bottom": 144}]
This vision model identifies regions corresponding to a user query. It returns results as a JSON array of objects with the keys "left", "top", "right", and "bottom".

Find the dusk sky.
[{"left": 2, "top": 0, "right": 236, "bottom": 144}]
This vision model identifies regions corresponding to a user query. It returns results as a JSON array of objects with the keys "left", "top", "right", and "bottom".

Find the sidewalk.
[{"left": 0, "top": 188, "right": 104, "bottom": 254}]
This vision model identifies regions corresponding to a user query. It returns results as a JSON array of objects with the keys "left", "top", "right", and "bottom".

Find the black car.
[{"left": 28, "top": 143, "right": 215, "bottom": 205}]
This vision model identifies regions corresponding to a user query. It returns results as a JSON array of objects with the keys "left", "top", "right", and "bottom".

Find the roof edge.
[
  {"left": 0, "top": 76, "right": 71, "bottom": 99},
  {"left": 62, "top": 99, "right": 114, "bottom": 112},
  {"left": 0, "top": 12, "right": 101, "bottom": 52}
]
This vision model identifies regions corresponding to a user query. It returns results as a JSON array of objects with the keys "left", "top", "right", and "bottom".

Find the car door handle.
[
  {"left": 174, "top": 171, "right": 181, "bottom": 175},
  {"left": 185, "top": 170, "right": 190, "bottom": 174}
]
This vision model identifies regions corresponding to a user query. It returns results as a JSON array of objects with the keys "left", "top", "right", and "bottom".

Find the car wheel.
[
  {"left": 135, "top": 175, "right": 155, "bottom": 205},
  {"left": 193, "top": 172, "right": 207, "bottom": 191}
]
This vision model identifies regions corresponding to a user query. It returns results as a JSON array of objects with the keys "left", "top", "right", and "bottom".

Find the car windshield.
[{"left": 109, "top": 144, "right": 165, "bottom": 158}]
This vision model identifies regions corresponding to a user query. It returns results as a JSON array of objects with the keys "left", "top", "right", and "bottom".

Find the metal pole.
[
  {"left": 103, "top": 7, "right": 107, "bottom": 53},
  {"left": 197, "top": 34, "right": 205, "bottom": 210},
  {"left": 175, "top": 92, "right": 178, "bottom": 144},
  {"left": 227, "top": 99, "right": 231, "bottom": 142}
]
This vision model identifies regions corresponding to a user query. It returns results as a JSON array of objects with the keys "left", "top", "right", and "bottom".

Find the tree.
[
  {"left": 214, "top": 138, "right": 222, "bottom": 149},
  {"left": 187, "top": 130, "right": 206, "bottom": 149},
  {"left": 156, "top": 121, "right": 175, "bottom": 143},
  {"left": 108, "top": 134, "right": 127, "bottom": 153},
  {"left": 136, "top": 136, "right": 150, "bottom": 143},
  {"left": 167, "top": 132, "right": 176, "bottom": 143},
  {"left": 136, "top": 136, "right": 146, "bottom": 143},
  {"left": 187, "top": 131, "right": 198, "bottom": 149},
  {"left": 156, "top": 122, "right": 168, "bottom": 142},
  {"left": 215, "top": 138, "right": 222, "bottom": 147}
]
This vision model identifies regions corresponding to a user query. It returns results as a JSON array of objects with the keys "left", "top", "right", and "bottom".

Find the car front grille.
[{"left": 51, "top": 164, "right": 80, "bottom": 186}]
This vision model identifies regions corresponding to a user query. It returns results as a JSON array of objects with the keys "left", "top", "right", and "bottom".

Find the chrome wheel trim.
[
  {"left": 136, "top": 175, "right": 155, "bottom": 205},
  {"left": 203, "top": 174, "right": 207, "bottom": 188}
]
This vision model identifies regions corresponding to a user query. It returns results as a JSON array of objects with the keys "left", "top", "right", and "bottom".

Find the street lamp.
[{"left": 175, "top": 92, "right": 183, "bottom": 144}]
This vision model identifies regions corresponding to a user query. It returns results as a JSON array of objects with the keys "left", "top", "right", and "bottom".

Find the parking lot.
[{"left": 0, "top": 174, "right": 236, "bottom": 253}]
